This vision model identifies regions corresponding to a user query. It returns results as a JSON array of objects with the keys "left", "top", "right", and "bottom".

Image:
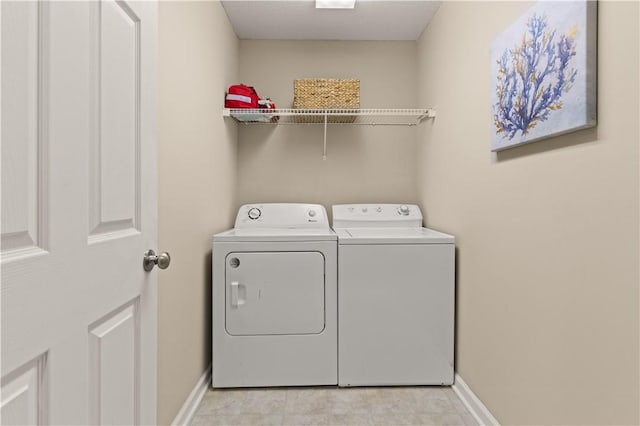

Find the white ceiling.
[{"left": 220, "top": 1, "right": 442, "bottom": 41}]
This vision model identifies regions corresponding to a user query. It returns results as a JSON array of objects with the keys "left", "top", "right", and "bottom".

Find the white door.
[{"left": 1, "top": 1, "right": 158, "bottom": 424}]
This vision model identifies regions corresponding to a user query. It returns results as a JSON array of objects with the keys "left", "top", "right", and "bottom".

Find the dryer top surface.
[{"left": 214, "top": 227, "right": 336, "bottom": 243}]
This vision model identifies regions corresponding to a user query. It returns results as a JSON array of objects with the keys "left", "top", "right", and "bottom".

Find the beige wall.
[
  {"left": 237, "top": 41, "right": 419, "bottom": 211},
  {"left": 417, "top": 2, "right": 639, "bottom": 424},
  {"left": 157, "top": 2, "right": 238, "bottom": 424}
]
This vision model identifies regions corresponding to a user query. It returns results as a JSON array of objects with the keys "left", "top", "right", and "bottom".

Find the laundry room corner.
[
  {"left": 416, "top": 1, "right": 639, "bottom": 425},
  {"left": 157, "top": 2, "right": 239, "bottom": 424}
]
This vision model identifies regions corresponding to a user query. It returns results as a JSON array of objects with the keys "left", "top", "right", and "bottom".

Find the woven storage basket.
[{"left": 293, "top": 78, "right": 360, "bottom": 123}]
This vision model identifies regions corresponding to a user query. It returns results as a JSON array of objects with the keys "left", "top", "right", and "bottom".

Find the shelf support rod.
[{"left": 323, "top": 113, "right": 328, "bottom": 160}]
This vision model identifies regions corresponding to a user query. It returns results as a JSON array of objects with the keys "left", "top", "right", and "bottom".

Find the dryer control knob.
[
  {"left": 398, "top": 205, "right": 410, "bottom": 215},
  {"left": 308, "top": 210, "right": 317, "bottom": 217},
  {"left": 247, "top": 207, "right": 261, "bottom": 220}
]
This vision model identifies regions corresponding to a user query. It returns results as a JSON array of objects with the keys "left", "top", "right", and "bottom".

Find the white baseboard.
[
  {"left": 171, "top": 364, "right": 212, "bottom": 426},
  {"left": 452, "top": 373, "right": 500, "bottom": 426}
]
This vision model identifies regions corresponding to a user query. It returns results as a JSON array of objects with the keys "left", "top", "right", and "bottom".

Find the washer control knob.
[
  {"left": 376, "top": 207, "right": 382, "bottom": 213},
  {"left": 308, "top": 210, "right": 317, "bottom": 217},
  {"left": 398, "top": 205, "right": 410, "bottom": 216},
  {"left": 362, "top": 207, "right": 368, "bottom": 213},
  {"left": 247, "top": 207, "right": 261, "bottom": 220}
]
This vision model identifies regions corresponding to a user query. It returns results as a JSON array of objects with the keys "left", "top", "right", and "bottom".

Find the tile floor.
[{"left": 190, "top": 386, "right": 478, "bottom": 426}]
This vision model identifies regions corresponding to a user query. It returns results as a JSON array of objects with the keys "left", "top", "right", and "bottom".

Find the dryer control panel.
[
  {"left": 332, "top": 204, "right": 423, "bottom": 228},
  {"left": 235, "top": 203, "right": 329, "bottom": 229}
]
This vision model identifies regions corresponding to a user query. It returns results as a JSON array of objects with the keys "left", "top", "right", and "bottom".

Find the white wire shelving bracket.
[{"left": 222, "top": 108, "right": 436, "bottom": 159}]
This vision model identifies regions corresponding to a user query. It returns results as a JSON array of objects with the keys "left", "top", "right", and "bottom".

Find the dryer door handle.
[{"left": 230, "top": 281, "right": 245, "bottom": 307}]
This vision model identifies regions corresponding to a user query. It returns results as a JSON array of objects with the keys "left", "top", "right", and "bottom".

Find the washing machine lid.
[
  {"left": 214, "top": 228, "right": 337, "bottom": 242},
  {"left": 334, "top": 227, "right": 454, "bottom": 244}
]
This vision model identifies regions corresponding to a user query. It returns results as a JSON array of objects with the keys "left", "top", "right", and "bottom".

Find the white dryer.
[
  {"left": 212, "top": 203, "right": 337, "bottom": 388},
  {"left": 332, "top": 204, "right": 455, "bottom": 387}
]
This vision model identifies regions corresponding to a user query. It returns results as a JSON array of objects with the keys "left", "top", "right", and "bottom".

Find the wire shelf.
[{"left": 223, "top": 108, "right": 436, "bottom": 126}]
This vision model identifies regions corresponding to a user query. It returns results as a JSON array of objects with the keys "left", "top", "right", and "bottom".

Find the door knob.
[{"left": 143, "top": 249, "right": 171, "bottom": 272}]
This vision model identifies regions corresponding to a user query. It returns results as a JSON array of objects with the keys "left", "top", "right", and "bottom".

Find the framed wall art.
[{"left": 491, "top": 1, "right": 597, "bottom": 151}]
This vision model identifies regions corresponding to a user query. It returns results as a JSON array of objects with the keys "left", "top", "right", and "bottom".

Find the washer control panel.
[
  {"left": 235, "top": 203, "right": 329, "bottom": 229},
  {"left": 332, "top": 204, "right": 423, "bottom": 228}
]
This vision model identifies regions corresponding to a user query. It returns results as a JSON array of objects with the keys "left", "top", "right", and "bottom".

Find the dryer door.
[{"left": 225, "top": 251, "right": 325, "bottom": 335}]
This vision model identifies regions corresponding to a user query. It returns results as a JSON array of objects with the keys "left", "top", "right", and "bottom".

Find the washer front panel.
[{"left": 338, "top": 242, "right": 454, "bottom": 386}]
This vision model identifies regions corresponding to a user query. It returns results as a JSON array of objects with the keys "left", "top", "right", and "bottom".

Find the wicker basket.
[{"left": 293, "top": 78, "right": 360, "bottom": 123}]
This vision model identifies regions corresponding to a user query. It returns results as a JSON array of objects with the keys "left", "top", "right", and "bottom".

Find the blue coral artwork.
[{"left": 490, "top": 0, "right": 597, "bottom": 151}]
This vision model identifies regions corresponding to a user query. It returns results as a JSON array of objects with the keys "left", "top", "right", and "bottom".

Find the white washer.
[
  {"left": 333, "top": 204, "right": 455, "bottom": 387},
  {"left": 212, "top": 203, "right": 337, "bottom": 387}
]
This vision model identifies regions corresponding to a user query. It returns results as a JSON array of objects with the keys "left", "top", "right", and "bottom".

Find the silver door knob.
[{"left": 143, "top": 249, "right": 171, "bottom": 272}]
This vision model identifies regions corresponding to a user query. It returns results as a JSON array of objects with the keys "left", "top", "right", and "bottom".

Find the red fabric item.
[{"left": 225, "top": 84, "right": 259, "bottom": 108}]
